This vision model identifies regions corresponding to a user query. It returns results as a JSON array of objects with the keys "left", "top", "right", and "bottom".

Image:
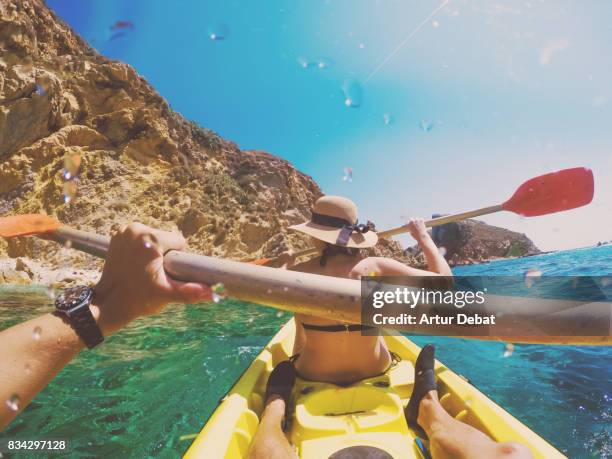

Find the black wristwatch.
[{"left": 54, "top": 286, "right": 104, "bottom": 349}]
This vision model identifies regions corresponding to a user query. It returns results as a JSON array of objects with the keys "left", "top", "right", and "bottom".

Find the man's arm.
[
  {"left": 0, "top": 223, "right": 211, "bottom": 430},
  {"left": 0, "top": 310, "right": 90, "bottom": 429}
]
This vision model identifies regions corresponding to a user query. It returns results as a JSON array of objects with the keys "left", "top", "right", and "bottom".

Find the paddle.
[
  {"left": 1, "top": 167, "right": 594, "bottom": 246},
  {"left": 254, "top": 167, "right": 595, "bottom": 264},
  {"left": 0, "top": 167, "right": 605, "bottom": 344},
  {"left": 0, "top": 214, "right": 61, "bottom": 238},
  {"left": 0, "top": 222, "right": 609, "bottom": 345}
]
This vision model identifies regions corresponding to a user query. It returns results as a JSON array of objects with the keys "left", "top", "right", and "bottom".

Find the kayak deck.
[{"left": 184, "top": 320, "right": 564, "bottom": 458}]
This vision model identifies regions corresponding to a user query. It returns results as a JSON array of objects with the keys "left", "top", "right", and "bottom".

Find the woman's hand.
[
  {"left": 92, "top": 223, "right": 212, "bottom": 335},
  {"left": 405, "top": 218, "right": 430, "bottom": 242}
]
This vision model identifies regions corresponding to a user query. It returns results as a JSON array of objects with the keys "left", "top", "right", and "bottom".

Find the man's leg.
[
  {"left": 248, "top": 397, "right": 297, "bottom": 459},
  {"left": 406, "top": 345, "right": 533, "bottom": 459},
  {"left": 417, "top": 391, "right": 533, "bottom": 459},
  {"left": 248, "top": 361, "right": 298, "bottom": 459}
]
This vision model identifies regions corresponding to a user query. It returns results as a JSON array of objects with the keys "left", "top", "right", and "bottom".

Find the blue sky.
[{"left": 48, "top": 0, "right": 611, "bottom": 251}]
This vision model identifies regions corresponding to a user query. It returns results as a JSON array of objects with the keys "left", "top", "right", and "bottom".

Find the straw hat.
[{"left": 289, "top": 196, "right": 378, "bottom": 248}]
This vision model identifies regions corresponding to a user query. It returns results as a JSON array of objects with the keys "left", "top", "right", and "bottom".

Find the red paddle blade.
[
  {"left": 0, "top": 214, "right": 61, "bottom": 238},
  {"left": 502, "top": 167, "right": 594, "bottom": 217}
]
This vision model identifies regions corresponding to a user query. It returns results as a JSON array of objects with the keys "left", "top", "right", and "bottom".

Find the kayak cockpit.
[{"left": 183, "top": 319, "right": 565, "bottom": 459}]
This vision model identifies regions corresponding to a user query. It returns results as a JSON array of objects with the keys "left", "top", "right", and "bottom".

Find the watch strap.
[
  {"left": 71, "top": 306, "right": 104, "bottom": 349},
  {"left": 54, "top": 286, "right": 104, "bottom": 349}
]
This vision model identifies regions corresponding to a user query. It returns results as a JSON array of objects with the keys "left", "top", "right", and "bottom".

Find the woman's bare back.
[{"left": 288, "top": 254, "right": 395, "bottom": 384}]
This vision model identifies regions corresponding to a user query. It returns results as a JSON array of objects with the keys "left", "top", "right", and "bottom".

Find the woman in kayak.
[{"left": 248, "top": 196, "right": 532, "bottom": 459}]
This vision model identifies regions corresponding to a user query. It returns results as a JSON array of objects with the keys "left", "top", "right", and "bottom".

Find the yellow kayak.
[{"left": 184, "top": 319, "right": 564, "bottom": 458}]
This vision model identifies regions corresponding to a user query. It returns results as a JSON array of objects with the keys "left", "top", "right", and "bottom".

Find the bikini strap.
[{"left": 302, "top": 323, "right": 376, "bottom": 332}]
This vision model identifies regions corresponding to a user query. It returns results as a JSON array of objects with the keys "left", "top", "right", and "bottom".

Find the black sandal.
[
  {"left": 405, "top": 344, "right": 437, "bottom": 439},
  {"left": 265, "top": 360, "right": 296, "bottom": 406}
]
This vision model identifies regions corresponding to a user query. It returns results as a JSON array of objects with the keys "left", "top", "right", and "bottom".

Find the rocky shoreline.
[
  {"left": 0, "top": 0, "right": 541, "bottom": 287},
  {"left": 0, "top": 255, "right": 100, "bottom": 287}
]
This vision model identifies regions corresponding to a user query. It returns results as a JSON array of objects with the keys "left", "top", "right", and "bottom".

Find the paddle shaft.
[
  {"left": 40, "top": 226, "right": 611, "bottom": 345},
  {"left": 46, "top": 226, "right": 363, "bottom": 320},
  {"left": 379, "top": 204, "right": 504, "bottom": 238},
  {"left": 287, "top": 204, "right": 504, "bottom": 260}
]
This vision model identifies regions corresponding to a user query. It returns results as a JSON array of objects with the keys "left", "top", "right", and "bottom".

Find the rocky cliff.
[
  {"left": 417, "top": 216, "right": 541, "bottom": 266},
  {"left": 0, "top": 0, "right": 413, "bottom": 285}
]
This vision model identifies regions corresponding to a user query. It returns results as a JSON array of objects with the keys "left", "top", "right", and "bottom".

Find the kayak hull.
[{"left": 184, "top": 320, "right": 565, "bottom": 458}]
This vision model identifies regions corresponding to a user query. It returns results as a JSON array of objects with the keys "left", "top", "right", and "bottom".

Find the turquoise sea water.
[{"left": 1, "top": 246, "right": 610, "bottom": 458}]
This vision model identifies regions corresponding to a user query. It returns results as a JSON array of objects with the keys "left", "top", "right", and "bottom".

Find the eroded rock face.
[
  {"left": 0, "top": 0, "right": 413, "bottom": 284},
  {"left": 427, "top": 217, "right": 541, "bottom": 266}
]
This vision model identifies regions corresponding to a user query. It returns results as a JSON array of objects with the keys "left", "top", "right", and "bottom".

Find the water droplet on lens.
[
  {"left": 63, "top": 181, "right": 77, "bottom": 203},
  {"left": 63, "top": 154, "right": 82, "bottom": 178},
  {"left": 5, "top": 394, "right": 20, "bottom": 411},
  {"left": 33, "top": 326, "right": 42, "bottom": 340},
  {"left": 212, "top": 282, "right": 227, "bottom": 303},
  {"left": 297, "top": 57, "right": 313, "bottom": 68},
  {"left": 524, "top": 269, "right": 542, "bottom": 288},
  {"left": 419, "top": 120, "right": 434, "bottom": 132},
  {"left": 342, "top": 167, "right": 353, "bottom": 182},
  {"left": 383, "top": 113, "right": 394, "bottom": 125},
  {"left": 208, "top": 23, "right": 229, "bottom": 40},
  {"left": 142, "top": 235, "right": 153, "bottom": 249},
  {"left": 342, "top": 79, "right": 363, "bottom": 108},
  {"left": 432, "top": 20, "right": 440, "bottom": 28},
  {"left": 46, "top": 286, "right": 56, "bottom": 299}
]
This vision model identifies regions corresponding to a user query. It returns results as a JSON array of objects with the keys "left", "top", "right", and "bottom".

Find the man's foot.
[
  {"left": 265, "top": 360, "right": 297, "bottom": 422},
  {"left": 405, "top": 344, "right": 437, "bottom": 439}
]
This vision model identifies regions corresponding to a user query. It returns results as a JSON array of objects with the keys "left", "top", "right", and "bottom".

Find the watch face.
[{"left": 55, "top": 286, "right": 93, "bottom": 313}]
